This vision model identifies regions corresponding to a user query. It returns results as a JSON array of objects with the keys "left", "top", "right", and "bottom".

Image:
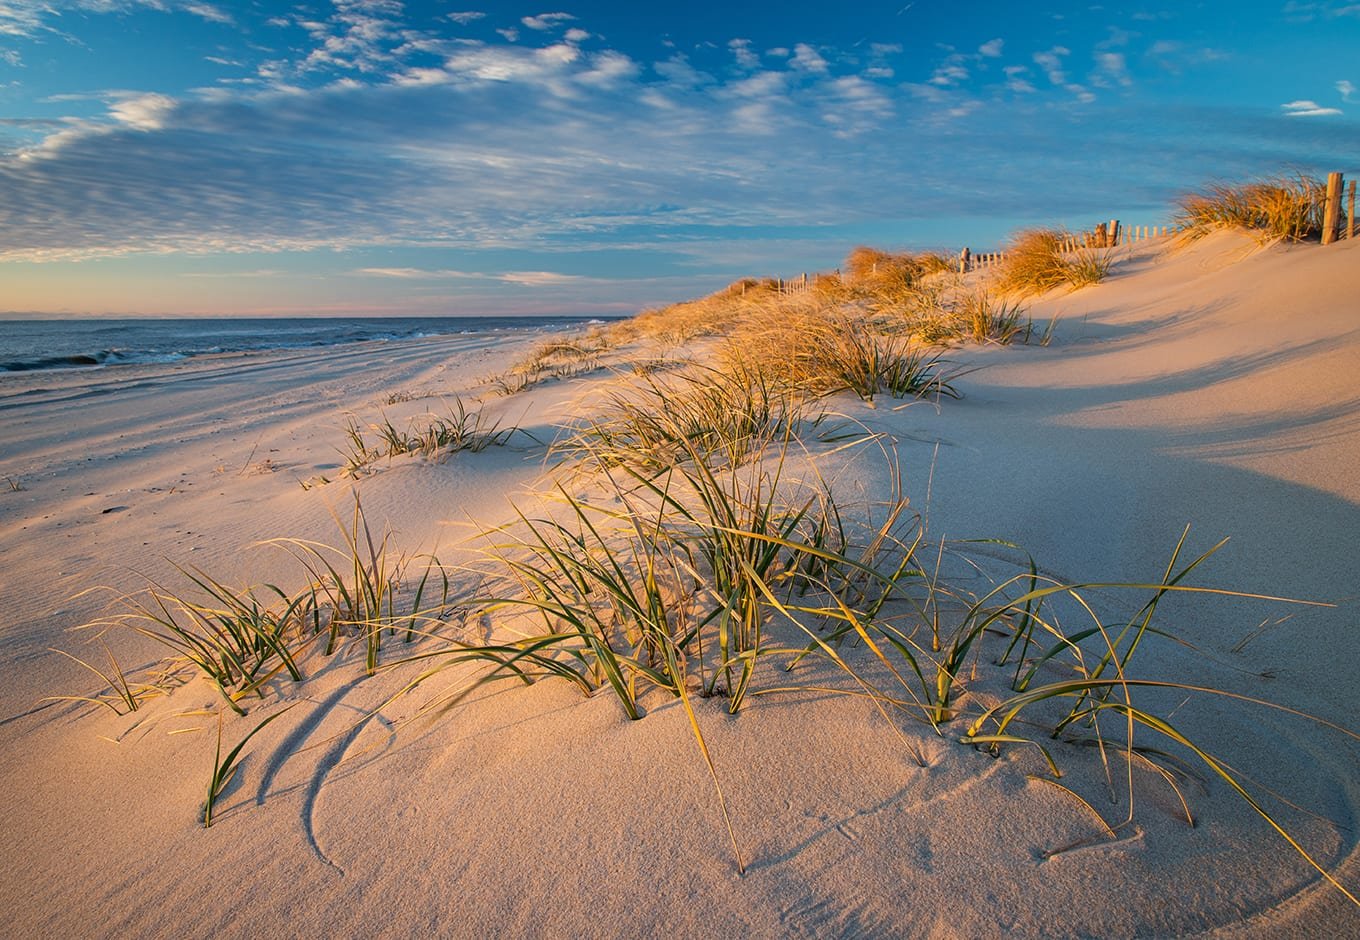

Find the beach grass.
[
  {"left": 1175, "top": 174, "right": 1327, "bottom": 242},
  {"left": 996, "top": 229, "right": 1112, "bottom": 296},
  {"left": 341, "top": 397, "right": 514, "bottom": 476}
]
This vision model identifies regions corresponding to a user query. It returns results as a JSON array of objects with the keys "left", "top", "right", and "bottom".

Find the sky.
[{"left": 1, "top": 1, "right": 1358, "bottom": 318}]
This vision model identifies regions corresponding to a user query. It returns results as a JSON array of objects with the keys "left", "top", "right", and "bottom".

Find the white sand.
[{"left": 1, "top": 231, "right": 1358, "bottom": 937}]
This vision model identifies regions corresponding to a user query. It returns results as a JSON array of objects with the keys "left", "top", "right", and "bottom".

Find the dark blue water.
[{"left": 0, "top": 316, "right": 620, "bottom": 373}]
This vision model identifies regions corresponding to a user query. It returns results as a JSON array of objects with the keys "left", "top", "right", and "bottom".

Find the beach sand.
[{"left": 1, "top": 230, "right": 1357, "bottom": 937}]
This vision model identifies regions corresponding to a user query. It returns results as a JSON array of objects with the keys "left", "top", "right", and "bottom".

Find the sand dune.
[{"left": 1, "top": 231, "right": 1357, "bottom": 937}]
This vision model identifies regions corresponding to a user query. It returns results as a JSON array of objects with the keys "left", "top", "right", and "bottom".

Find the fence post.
[
  {"left": 1348, "top": 180, "right": 1356, "bottom": 239},
  {"left": 1322, "top": 172, "right": 1343, "bottom": 245},
  {"left": 959, "top": 247, "right": 970, "bottom": 274}
]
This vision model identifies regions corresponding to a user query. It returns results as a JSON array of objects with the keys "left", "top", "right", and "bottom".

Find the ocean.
[{"left": 0, "top": 315, "right": 619, "bottom": 373}]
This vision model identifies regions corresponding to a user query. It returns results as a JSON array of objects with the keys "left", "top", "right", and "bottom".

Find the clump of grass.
[
  {"left": 1064, "top": 247, "right": 1112, "bottom": 288},
  {"left": 267, "top": 498, "right": 450, "bottom": 675},
  {"left": 71, "top": 497, "right": 451, "bottom": 711},
  {"left": 486, "top": 332, "right": 617, "bottom": 396},
  {"left": 553, "top": 362, "right": 806, "bottom": 475},
  {"left": 341, "top": 397, "right": 513, "bottom": 476},
  {"left": 996, "top": 229, "right": 1111, "bottom": 297},
  {"left": 959, "top": 291, "right": 1031, "bottom": 344},
  {"left": 844, "top": 246, "right": 953, "bottom": 288},
  {"left": 65, "top": 434, "right": 1360, "bottom": 900},
  {"left": 1175, "top": 174, "right": 1326, "bottom": 242},
  {"left": 487, "top": 371, "right": 532, "bottom": 397},
  {"left": 819, "top": 327, "right": 961, "bottom": 403},
  {"left": 723, "top": 312, "right": 962, "bottom": 404},
  {"left": 81, "top": 568, "right": 312, "bottom": 715}
]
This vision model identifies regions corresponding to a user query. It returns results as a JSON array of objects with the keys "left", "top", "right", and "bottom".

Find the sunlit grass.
[
  {"left": 997, "top": 229, "right": 1112, "bottom": 297},
  {"left": 1175, "top": 174, "right": 1326, "bottom": 242},
  {"left": 340, "top": 397, "right": 514, "bottom": 476}
]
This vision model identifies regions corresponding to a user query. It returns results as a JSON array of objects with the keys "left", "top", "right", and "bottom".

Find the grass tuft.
[
  {"left": 1175, "top": 174, "right": 1326, "bottom": 242},
  {"left": 996, "top": 229, "right": 1111, "bottom": 297},
  {"left": 340, "top": 397, "right": 513, "bottom": 476}
]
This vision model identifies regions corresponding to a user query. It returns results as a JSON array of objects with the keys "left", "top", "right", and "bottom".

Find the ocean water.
[{"left": 0, "top": 315, "right": 618, "bottom": 373}]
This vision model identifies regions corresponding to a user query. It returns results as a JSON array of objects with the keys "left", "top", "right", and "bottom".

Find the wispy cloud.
[
  {"left": 356, "top": 267, "right": 482, "bottom": 279},
  {"left": 1338, "top": 79, "right": 1356, "bottom": 102},
  {"left": 1033, "top": 46, "right": 1069, "bottom": 84},
  {"left": 2, "top": 4, "right": 1355, "bottom": 274},
  {"left": 497, "top": 271, "right": 587, "bottom": 287},
  {"left": 1281, "top": 99, "right": 1343, "bottom": 117},
  {"left": 1283, "top": 1, "right": 1360, "bottom": 22},
  {"left": 1092, "top": 51, "right": 1132, "bottom": 88},
  {"left": 789, "top": 43, "right": 829, "bottom": 73},
  {"left": 109, "top": 93, "right": 178, "bottom": 130},
  {"left": 0, "top": 0, "right": 230, "bottom": 38}
]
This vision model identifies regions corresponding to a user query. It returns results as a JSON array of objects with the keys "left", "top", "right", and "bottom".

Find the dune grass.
[
  {"left": 1175, "top": 174, "right": 1327, "bottom": 242},
  {"left": 553, "top": 362, "right": 806, "bottom": 476},
  {"left": 47, "top": 642, "right": 159, "bottom": 715},
  {"left": 341, "top": 397, "right": 514, "bottom": 476},
  {"left": 996, "top": 229, "right": 1113, "bottom": 297},
  {"left": 70, "top": 497, "right": 451, "bottom": 713}
]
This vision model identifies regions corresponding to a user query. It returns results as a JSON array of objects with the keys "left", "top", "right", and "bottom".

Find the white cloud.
[
  {"left": 7, "top": 6, "right": 1352, "bottom": 275},
  {"left": 790, "top": 43, "right": 828, "bottom": 73},
  {"left": 356, "top": 267, "right": 480, "bottom": 279},
  {"left": 578, "top": 50, "right": 638, "bottom": 88},
  {"left": 109, "top": 93, "right": 177, "bottom": 130},
  {"left": 0, "top": 0, "right": 232, "bottom": 38},
  {"left": 497, "top": 270, "right": 583, "bottom": 286},
  {"left": 654, "top": 54, "right": 711, "bottom": 88},
  {"left": 1034, "top": 46, "right": 1069, "bottom": 85},
  {"left": 448, "top": 12, "right": 485, "bottom": 25},
  {"left": 1281, "top": 99, "right": 1342, "bottom": 117},
  {"left": 1093, "top": 51, "right": 1132, "bottom": 88},
  {"left": 521, "top": 12, "right": 574, "bottom": 31},
  {"left": 1338, "top": 79, "right": 1356, "bottom": 102},
  {"left": 729, "top": 39, "right": 759, "bottom": 70},
  {"left": 977, "top": 38, "right": 1003, "bottom": 58},
  {"left": 1004, "top": 65, "right": 1034, "bottom": 93}
]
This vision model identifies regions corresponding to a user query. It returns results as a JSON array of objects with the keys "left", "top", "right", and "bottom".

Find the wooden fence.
[{"left": 959, "top": 222, "right": 1173, "bottom": 273}]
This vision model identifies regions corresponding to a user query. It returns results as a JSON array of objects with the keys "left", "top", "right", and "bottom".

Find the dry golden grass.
[
  {"left": 1175, "top": 174, "right": 1326, "bottom": 242},
  {"left": 996, "top": 229, "right": 1111, "bottom": 297}
]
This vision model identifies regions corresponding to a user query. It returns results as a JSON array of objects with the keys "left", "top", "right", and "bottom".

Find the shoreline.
[{"left": 3, "top": 232, "right": 1360, "bottom": 936}]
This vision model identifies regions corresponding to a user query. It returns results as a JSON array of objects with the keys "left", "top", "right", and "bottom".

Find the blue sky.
[{"left": 1, "top": 1, "right": 1357, "bottom": 317}]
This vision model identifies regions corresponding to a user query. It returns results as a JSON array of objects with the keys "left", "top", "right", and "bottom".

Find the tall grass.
[
  {"left": 720, "top": 312, "right": 963, "bottom": 404},
  {"left": 1175, "top": 174, "right": 1326, "bottom": 242},
  {"left": 266, "top": 498, "right": 451, "bottom": 675},
  {"left": 553, "top": 362, "right": 807, "bottom": 475},
  {"left": 997, "top": 229, "right": 1112, "bottom": 297}
]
